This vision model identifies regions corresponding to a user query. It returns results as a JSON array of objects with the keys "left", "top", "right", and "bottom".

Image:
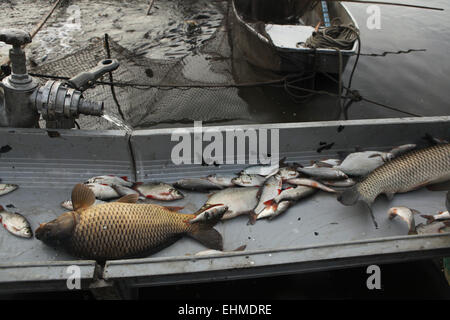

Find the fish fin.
[
  {"left": 337, "top": 186, "right": 360, "bottom": 206},
  {"left": 410, "top": 208, "right": 422, "bottom": 215},
  {"left": 420, "top": 215, "right": 435, "bottom": 224},
  {"left": 164, "top": 206, "right": 184, "bottom": 212},
  {"left": 233, "top": 245, "right": 247, "bottom": 252},
  {"left": 187, "top": 225, "right": 223, "bottom": 251},
  {"left": 71, "top": 184, "right": 96, "bottom": 211},
  {"left": 115, "top": 194, "right": 139, "bottom": 203},
  {"left": 247, "top": 212, "right": 257, "bottom": 225},
  {"left": 426, "top": 180, "right": 450, "bottom": 191},
  {"left": 263, "top": 199, "right": 274, "bottom": 206},
  {"left": 120, "top": 176, "right": 129, "bottom": 181}
]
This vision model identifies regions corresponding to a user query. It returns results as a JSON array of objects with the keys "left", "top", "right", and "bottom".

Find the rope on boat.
[{"left": 304, "top": 23, "right": 360, "bottom": 50}]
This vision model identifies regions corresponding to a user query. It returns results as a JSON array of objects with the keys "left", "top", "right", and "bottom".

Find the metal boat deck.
[{"left": 0, "top": 117, "right": 449, "bottom": 295}]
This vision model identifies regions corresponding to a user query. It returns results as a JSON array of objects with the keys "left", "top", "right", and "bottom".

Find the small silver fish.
[
  {"left": 0, "top": 206, "right": 32, "bottom": 238},
  {"left": 111, "top": 184, "right": 141, "bottom": 197},
  {"left": 0, "top": 184, "right": 18, "bottom": 196},
  {"left": 336, "top": 151, "right": 393, "bottom": 177},
  {"left": 60, "top": 199, "right": 107, "bottom": 211},
  {"left": 388, "top": 207, "right": 420, "bottom": 235},
  {"left": 232, "top": 174, "right": 266, "bottom": 187},
  {"left": 298, "top": 167, "right": 348, "bottom": 180},
  {"left": 286, "top": 178, "right": 336, "bottom": 193},
  {"left": 253, "top": 174, "right": 283, "bottom": 219},
  {"left": 85, "top": 175, "right": 133, "bottom": 187},
  {"left": 257, "top": 201, "right": 292, "bottom": 221},
  {"left": 188, "top": 204, "right": 228, "bottom": 224},
  {"left": 205, "top": 187, "right": 259, "bottom": 220},
  {"left": 274, "top": 186, "right": 317, "bottom": 203},
  {"left": 241, "top": 162, "right": 279, "bottom": 176},
  {"left": 195, "top": 245, "right": 247, "bottom": 256},
  {"left": 421, "top": 211, "right": 450, "bottom": 224},
  {"left": 278, "top": 166, "right": 299, "bottom": 181},
  {"left": 135, "top": 182, "right": 184, "bottom": 201},
  {"left": 316, "top": 158, "right": 342, "bottom": 167},
  {"left": 322, "top": 178, "right": 357, "bottom": 188},
  {"left": 416, "top": 221, "right": 450, "bottom": 235},
  {"left": 85, "top": 183, "right": 120, "bottom": 200},
  {"left": 173, "top": 178, "right": 223, "bottom": 192},
  {"left": 206, "top": 174, "right": 237, "bottom": 187}
]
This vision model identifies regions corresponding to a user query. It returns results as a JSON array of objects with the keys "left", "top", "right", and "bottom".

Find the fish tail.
[
  {"left": 337, "top": 186, "right": 361, "bottom": 206},
  {"left": 187, "top": 222, "right": 223, "bottom": 251}
]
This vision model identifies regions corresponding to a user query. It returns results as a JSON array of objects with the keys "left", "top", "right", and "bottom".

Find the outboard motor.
[{"left": 0, "top": 28, "right": 119, "bottom": 129}]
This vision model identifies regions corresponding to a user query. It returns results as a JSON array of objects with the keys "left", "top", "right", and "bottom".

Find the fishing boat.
[{"left": 231, "top": 0, "right": 359, "bottom": 74}]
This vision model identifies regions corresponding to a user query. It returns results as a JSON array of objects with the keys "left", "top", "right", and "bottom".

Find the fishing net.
[{"left": 30, "top": 1, "right": 262, "bottom": 130}]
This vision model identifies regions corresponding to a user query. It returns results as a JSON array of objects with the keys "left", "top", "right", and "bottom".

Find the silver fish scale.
[{"left": 357, "top": 144, "right": 450, "bottom": 204}]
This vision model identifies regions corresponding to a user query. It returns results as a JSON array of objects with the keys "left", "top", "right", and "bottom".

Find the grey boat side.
[{"left": 0, "top": 116, "right": 449, "bottom": 293}]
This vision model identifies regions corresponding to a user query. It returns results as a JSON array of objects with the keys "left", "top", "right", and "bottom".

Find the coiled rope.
[{"left": 305, "top": 23, "right": 360, "bottom": 50}]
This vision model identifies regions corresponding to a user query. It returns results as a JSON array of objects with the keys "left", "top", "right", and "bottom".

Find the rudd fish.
[
  {"left": 195, "top": 245, "right": 246, "bottom": 256},
  {"left": 135, "top": 182, "right": 184, "bottom": 201},
  {"left": 85, "top": 175, "right": 133, "bottom": 188},
  {"left": 421, "top": 211, "right": 450, "bottom": 224},
  {"left": 0, "top": 184, "right": 18, "bottom": 196},
  {"left": 35, "top": 184, "right": 224, "bottom": 261},
  {"left": 251, "top": 174, "right": 282, "bottom": 223},
  {"left": 204, "top": 187, "right": 259, "bottom": 220},
  {"left": 316, "top": 158, "right": 342, "bottom": 167},
  {"left": 338, "top": 144, "right": 450, "bottom": 228},
  {"left": 286, "top": 178, "right": 336, "bottom": 193},
  {"left": 387, "top": 207, "right": 420, "bottom": 235},
  {"left": 273, "top": 186, "right": 317, "bottom": 203},
  {"left": 85, "top": 183, "right": 120, "bottom": 200},
  {"left": 0, "top": 206, "right": 32, "bottom": 238},
  {"left": 416, "top": 221, "right": 450, "bottom": 235},
  {"left": 232, "top": 174, "right": 266, "bottom": 187},
  {"left": 278, "top": 166, "right": 299, "bottom": 181},
  {"left": 297, "top": 166, "right": 348, "bottom": 180},
  {"left": 256, "top": 201, "right": 292, "bottom": 221},
  {"left": 241, "top": 162, "right": 279, "bottom": 177},
  {"left": 173, "top": 178, "right": 223, "bottom": 192},
  {"left": 61, "top": 199, "right": 106, "bottom": 211},
  {"left": 188, "top": 204, "right": 228, "bottom": 224},
  {"left": 206, "top": 174, "right": 237, "bottom": 187},
  {"left": 335, "top": 151, "right": 393, "bottom": 177}
]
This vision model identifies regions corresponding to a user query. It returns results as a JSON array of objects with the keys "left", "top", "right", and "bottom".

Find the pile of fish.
[
  {"left": 388, "top": 191, "right": 450, "bottom": 235},
  {"left": 2, "top": 140, "right": 449, "bottom": 261}
]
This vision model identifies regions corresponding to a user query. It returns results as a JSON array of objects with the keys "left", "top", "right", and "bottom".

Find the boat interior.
[{"left": 234, "top": 0, "right": 355, "bottom": 49}]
